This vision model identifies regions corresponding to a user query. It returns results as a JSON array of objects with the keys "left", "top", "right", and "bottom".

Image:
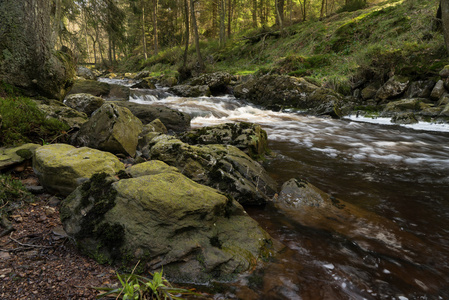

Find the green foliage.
[
  {"left": 338, "top": 0, "right": 367, "bottom": 13},
  {"left": 0, "top": 91, "right": 70, "bottom": 146},
  {"left": 275, "top": 54, "right": 332, "bottom": 77},
  {"left": 96, "top": 264, "right": 200, "bottom": 300}
]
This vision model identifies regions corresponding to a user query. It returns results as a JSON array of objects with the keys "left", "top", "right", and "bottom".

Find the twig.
[
  {"left": 0, "top": 227, "right": 15, "bottom": 238},
  {"left": 9, "top": 236, "right": 53, "bottom": 249}
]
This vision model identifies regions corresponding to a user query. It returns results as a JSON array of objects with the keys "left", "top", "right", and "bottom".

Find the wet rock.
[
  {"left": 190, "top": 72, "right": 231, "bottom": 94},
  {"left": 147, "top": 135, "right": 277, "bottom": 204},
  {"left": 107, "top": 84, "right": 130, "bottom": 101},
  {"left": 440, "top": 102, "right": 449, "bottom": 117},
  {"left": 361, "top": 83, "right": 381, "bottom": 100},
  {"left": 391, "top": 112, "right": 419, "bottom": 124},
  {"left": 61, "top": 170, "right": 275, "bottom": 283},
  {"left": 376, "top": 76, "right": 409, "bottom": 101},
  {"left": 33, "top": 144, "right": 124, "bottom": 196},
  {"left": 381, "top": 98, "right": 423, "bottom": 117},
  {"left": 159, "top": 76, "right": 177, "bottom": 87},
  {"left": 130, "top": 78, "right": 156, "bottom": 89},
  {"left": 112, "top": 101, "right": 191, "bottom": 132},
  {"left": 233, "top": 75, "right": 344, "bottom": 118},
  {"left": 180, "top": 122, "right": 269, "bottom": 160},
  {"left": 72, "top": 103, "right": 143, "bottom": 157},
  {"left": 67, "top": 79, "right": 111, "bottom": 97},
  {"left": 405, "top": 80, "right": 435, "bottom": 98},
  {"left": 134, "top": 70, "right": 150, "bottom": 80},
  {"left": 76, "top": 66, "right": 96, "bottom": 80},
  {"left": 430, "top": 80, "right": 446, "bottom": 100},
  {"left": 34, "top": 99, "right": 88, "bottom": 129},
  {"left": 130, "top": 89, "right": 171, "bottom": 100},
  {"left": 273, "top": 178, "right": 429, "bottom": 262},
  {"left": 137, "top": 119, "right": 167, "bottom": 154},
  {"left": 170, "top": 84, "right": 211, "bottom": 97},
  {"left": 64, "top": 93, "right": 105, "bottom": 116},
  {"left": 0, "top": 143, "right": 40, "bottom": 171}
]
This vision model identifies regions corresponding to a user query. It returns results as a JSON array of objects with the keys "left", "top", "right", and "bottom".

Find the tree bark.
[
  {"left": 0, "top": 0, "right": 74, "bottom": 100},
  {"left": 182, "top": 0, "right": 190, "bottom": 68},
  {"left": 190, "top": 0, "right": 204, "bottom": 71},
  {"left": 442, "top": 0, "right": 449, "bottom": 55},
  {"left": 252, "top": 0, "right": 258, "bottom": 27},
  {"left": 142, "top": 0, "right": 148, "bottom": 60},
  {"left": 153, "top": 0, "right": 159, "bottom": 55}
]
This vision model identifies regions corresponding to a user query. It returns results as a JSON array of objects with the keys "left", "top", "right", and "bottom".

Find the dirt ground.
[{"left": 0, "top": 167, "right": 119, "bottom": 299}]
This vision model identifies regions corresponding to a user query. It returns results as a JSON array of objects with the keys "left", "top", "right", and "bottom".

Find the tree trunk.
[
  {"left": 442, "top": 0, "right": 449, "bottom": 55},
  {"left": 219, "top": 0, "right": 226, "bottom": 47},
  {"left": 227, "top": 0, "right": 232, "bottom": 37},
  {"left": 275, "top": 0, "right": 284, "bottom": 28},
  {"left": 153, "top": 0, "right": 159, "bottom": 55},
  {"left": 142, "top": 0, "right": 148, "bottom": 60},
  {"left": 183, "top": 0, "right": 190, "bottom": 66},
  {"left": 252, "top": 0, "right": 258, "bottom": 27},
  {"left": 0, "top": 0, "right": 74, "bottom": 100},
  {"left": 190, "top": 0, "right": 204, "bottom": 71}
]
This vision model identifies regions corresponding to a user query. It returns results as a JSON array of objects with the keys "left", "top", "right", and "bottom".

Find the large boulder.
[
  {"left": 233, "top": 75, "right": 343, "bottom": 118},
  {"left": 180, "top": 122, "right": 269, "bottom": 160},
  {"left": 170, "top": 85, "right": 211, "bottom": 97},
  {"left": 405, "top": 80, "right": 435, "bottom": 99},
  {"left": 147, "top": 135, "right": 277, "bottom": 205},
  {"left": 60, "top": 168, "right": 275, "bottom": 282},
  {"left": 112, "top": 101, "right": 191, "bottom": 132},
  {"left": 33, "top": 99, "right": 88, "bottom": 129},
  {"left": 430, "top": 80, "right": 446, "bottom": 100},
  {"left": 190, "top": 72, "right": 231, "bottom": 94},
  {"left": 381, "top": 98, "right": 423, "bottom": 116},
  {"left": 67, "top": 79, "right": 111, "bottom": 97},
  {"left": 33, "top": 144, "right": 124, "bottom": 196},
  {"left": 375, "top": 75, "right": 409, "bottom": 101},
  {"left": 0, "top": 143, "right": 40, "bottom": 171},
  {"left": 64, "top": 93, "right": 105, "bottom": 116},
  {"left": 72, "top": 103, "right": 143, "bottom": 157},
  {"left": 273, "top": 178, "right": 429, "bottom": 262}
]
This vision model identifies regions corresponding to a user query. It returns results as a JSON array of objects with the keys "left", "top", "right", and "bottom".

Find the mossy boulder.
[
  {"left": 64, "top": 93, "right": 105, "bottom": 116},
  {"left": 130, "top": 78, "right": 156, "bottom": 89},
  {"left": 72, "top": 103, "right": 143, "bottom": 157},
  {"left": 180, "top": 122, "right": 269, "bottom": 160},
  {"left": 61, "top": 168, "right": 276, "bottom": 283},
  {"left": 137, "top": 119, "right": 168, "bottom": 154},
  {"left": 390, "top": 112, "right": 419, "bottom": 124},
  {"left": 112, "top": 101, "right": 191, "bottom": 132},
  {"left": 0, "top": 143, "right": 40, "bottom": 170},
  {"left": 33, "top": 144, "right": 124, "bottom": 196},
  {"left": 147, "top": 135, "right": 277, "bottom": 205},
  {"left": 233, "top": 75, "right": 344, "bottom": 118},
  {"left": 375, "top": 75, "right": 409, "bottom": 101},
  {"left": 381, "top": 98, "right": 424, "bottom": 117},
  {"left": 33, "top": 99, "right": 88, "bottom": 129},
  {"left": 170, "top": 85, "right": 211, "bottom": 97},
  {"left": 405, "top": 80, "right": 435, "bottom": 99},
  {"left": 107, "top": 84, "right": 130, "bottom": 101},
  {"left": 430, "top": 80, "right": 446, "bottom": 100},
  {"left": 67, "top": 79, "right": 111, "bottom": 97},
  {"left": 76, "top": 66, "right": 96, "bottom": 80}
]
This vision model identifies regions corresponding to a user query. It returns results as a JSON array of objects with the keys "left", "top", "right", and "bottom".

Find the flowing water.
[{"left": 105, "top": 79, "right": 449, "bottom": 299}]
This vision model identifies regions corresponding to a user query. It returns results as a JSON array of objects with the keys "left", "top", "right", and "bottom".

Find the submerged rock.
[
  {"left": 274, "top": 178, "right": 429, "bottom": 262},
  {"left": 147, "top": 135, "right": 277, "bottom": 205},
  {"left": 61, "top": 167, "right": 275, "bottom": 282},
  {"left": 180, "top": 122, "right": 269, "bottom": 160},
  {"left": 72, "top": 103, "right": 143, "bottom": 157},
  {"left": 33, "top": 144, "right": 124, "bottom": 196}
]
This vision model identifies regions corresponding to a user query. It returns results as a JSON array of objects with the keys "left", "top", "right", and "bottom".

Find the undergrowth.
[
  {"left": 120, "top": 0, "right": 447, "bottom": 89},
  {"left": 0, "top": 82, "right": 70, "bottom": 146}
]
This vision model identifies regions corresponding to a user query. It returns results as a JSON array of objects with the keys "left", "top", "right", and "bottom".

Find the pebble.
[
  {"left": 12, "top": 215, "right": 23, "bottom": 223},
  {"left": 0, "top": 252, "right": 11, "bottom": 260}
]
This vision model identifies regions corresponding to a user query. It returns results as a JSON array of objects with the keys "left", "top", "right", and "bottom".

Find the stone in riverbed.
[
  {"left": 33, "top": 144, "right": 124, "bottom": 196},
  {"left": 147, "top": 135, "right": 277, "bottom": 205},
  {"left": 64, "top": 93, "right": 105, "bottom": 116},
  {"left": 60, "top": 166, "right": 276, "bottom": 283},
  {"left": 0, "top": 143, "right": 40, "bottom": 171},
  {"left": 72, "top": 103, "right": 143, "bottom": 157}
]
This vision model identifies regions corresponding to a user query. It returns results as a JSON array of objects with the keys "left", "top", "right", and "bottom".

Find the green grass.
[
  {"left": 0, "top": 82, "right": 70, "bottom": 146},
  {"left": 0, "top": 174, "right": 33, "bottom": 219}
]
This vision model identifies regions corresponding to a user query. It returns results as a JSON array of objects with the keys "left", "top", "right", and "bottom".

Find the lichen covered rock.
[
  {"left": 60, "top": 169, "right": 275, "bottom": 282},
  {"left": 72, "top": 103, "right": 143, "bottom": 157},
  {"left": 34, "top": 99, "right": 88, "bottom": 129},
  {"left": 147, "top": 135, "right": 277, "bottom": 204},
  {"left": 33, "top": 144, "right": 124, "bottom": 195},
  {"left": 180, "top": 122, "right": 269, "bottom": 160},
  {"left": 0, "top": 143, "right": 40, "bottom": 170}
]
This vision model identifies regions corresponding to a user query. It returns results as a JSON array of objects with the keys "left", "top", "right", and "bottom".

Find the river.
[{"left": 104, "top": 79, "right": 449, "bottom": 299}]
